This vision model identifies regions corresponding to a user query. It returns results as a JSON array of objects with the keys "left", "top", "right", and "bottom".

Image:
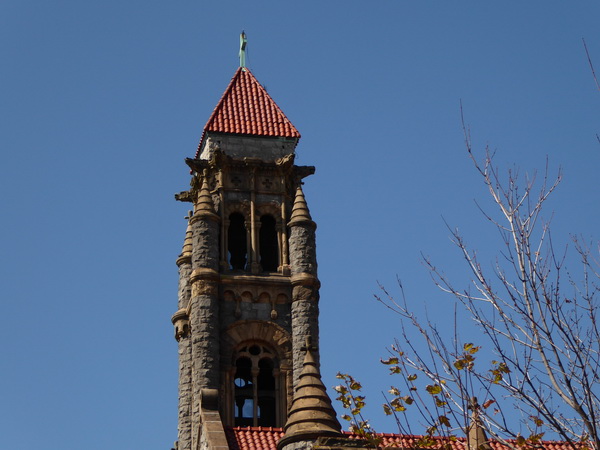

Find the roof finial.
[{"left": 239, "top": 31, "right": 247, "bottom": 69}]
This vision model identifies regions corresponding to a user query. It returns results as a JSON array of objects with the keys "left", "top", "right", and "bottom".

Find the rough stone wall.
[
  {"left": 177, "top": 337, "right": 192, "bottom": 449},
  {"left": 290, "top": 287, "right": 320, "bottom": 387},
  {"left": 280, "top": 439, "right": 315, "bottom": 450},
  {"left": 191, "top": 220, "right": 220, "bottom": 271},
  {"left": 177, "top": 260, "right": 193, "bottom": 450},
  {"left": 288, "top": 221, "right": 320, "bottom": 388},
  {"left": 189, "top": 216, "right": 220, "bottom": 445},
  {"left": 288, "top": 226, "right": 317, "bottom": 275},
  {"left": 199, "top": 134, "right": 296, "bottom": 161}
]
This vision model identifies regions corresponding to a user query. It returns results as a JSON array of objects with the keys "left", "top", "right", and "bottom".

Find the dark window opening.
[
  {"left": 257, "top": 358, "right": 276, "bottom": 426},
  {"left": 228, "top": 213, "right": 247, "bottom": 271},
  {"left": 234, "top": 357, "right": 254, "bottom": 427},
  {"left": 233, "top": 346, "right": 278, "bottom": 427},
  {"left": 259, "top": 215, "right": 278, "bottom": 272}
]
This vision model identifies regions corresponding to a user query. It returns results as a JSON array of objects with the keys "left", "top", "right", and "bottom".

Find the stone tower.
[{"left": 171, "top": 63, "right": 327, "bottom": 449}]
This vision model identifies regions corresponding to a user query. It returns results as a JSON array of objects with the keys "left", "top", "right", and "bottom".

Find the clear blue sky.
[{"left": 1, "top": 1, "right": 599, "bottom": 448}]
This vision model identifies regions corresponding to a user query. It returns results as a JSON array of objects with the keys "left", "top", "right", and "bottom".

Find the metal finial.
[{"left": 239, "top": 31, "right": 247, "bottom": 69}]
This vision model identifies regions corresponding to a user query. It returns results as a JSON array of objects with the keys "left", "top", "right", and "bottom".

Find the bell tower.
[{"left": 171, "top": 40, "right": 325, "bottom": 449}]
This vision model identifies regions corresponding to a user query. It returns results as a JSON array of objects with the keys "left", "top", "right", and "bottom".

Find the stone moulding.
[
  {"left": 290, "top": 273, "right": 320, "bottom": 288},
  {"left": 221, "top": 320, "right": 293, "bottom": 364},
  {"left": 190, "top": 268, "right": 220, "bottom": 283}
]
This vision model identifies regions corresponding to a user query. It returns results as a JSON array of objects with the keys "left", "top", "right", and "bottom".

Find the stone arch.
[
  {"left": 256, "top": 202, "right": 282, "bottom": 226},
  {"left": 224, "top": 201, "right": 251, "bottom": 219},
  {"left": 221, "top": 320, "right": 292, "bottom": 366},
  {"left": 220, "top": 321, "right": 293, "bottom": 427}
]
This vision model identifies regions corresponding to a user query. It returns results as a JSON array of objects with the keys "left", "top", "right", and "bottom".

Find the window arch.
[
  {"left": 233, "top": 344, "right": 278, "bottom": 427},
  {"left": 259, "top": 215, "right": 278, "bottom": 272},
  {"left": 228, "top": 212, "right": 247, "bottom": 270}
]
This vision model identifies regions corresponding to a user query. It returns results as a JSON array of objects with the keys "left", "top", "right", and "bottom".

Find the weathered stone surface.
[
  {"left": 288, "top": 210, "right": 320, "bottom": 390},
  {"left": 176, "top": 228, "right": 193, "bottom": 449},
  {"left": 200, "top": 134, "right": 296, "bottom": 161},
  {"left": 280, "top": 439, "right": 315, "bottom": 450},
  {"left": 289, "top": 225, "right": 317, "bottom": 275},
  {"left": 191, "top": 220, "right": 219, "bottom": 271},
  {"left": 189, "top": 291, "right": 220, "bottom": 447},
  {"left": 177, "top": 263, "right": 192, "bottom": 310},
  {"left": 291, "top": 300, "right": 320, "bottom": 387},
  {"left": 177, "top": 336, "right": 192, "bottom": 450}
]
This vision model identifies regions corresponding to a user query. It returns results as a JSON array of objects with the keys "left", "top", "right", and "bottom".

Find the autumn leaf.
[{"left": 426, "top": 384, "right": 442, "bottom": 395}]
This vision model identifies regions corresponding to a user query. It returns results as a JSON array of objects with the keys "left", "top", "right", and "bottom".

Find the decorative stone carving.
[{"left": 172, "top": 309, "right": 190, "bottom": 341}]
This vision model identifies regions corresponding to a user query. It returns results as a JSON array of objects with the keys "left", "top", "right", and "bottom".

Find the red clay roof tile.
[
  {"left": 225, "top": 426, "right": 582, "bottom": 450},
  {"left": 196, "top": 67, "right": 300, "bottom": 157}
]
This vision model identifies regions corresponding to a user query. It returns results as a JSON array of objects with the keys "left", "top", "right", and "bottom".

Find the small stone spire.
[
  {"left": 467, "top": 397, "right": 492, "bottom": 450},
  {"left": 194, "top": 177, "right": 218, "bottom": 220},
  {"left": 277, "top": 337, "right": 341, "bottom": 449},
  {"left": 288, "top": 185, "right": 313, "bottom": 226},
  {"left": 180, "top": 211, "right": 193, "bottom": 258}
]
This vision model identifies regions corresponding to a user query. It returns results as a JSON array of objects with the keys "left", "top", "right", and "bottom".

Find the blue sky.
[{"left": 1, "top": 1, "right": 599, "bottom": 448}]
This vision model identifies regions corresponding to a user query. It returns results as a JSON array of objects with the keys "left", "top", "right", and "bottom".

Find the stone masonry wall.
[
  {"left": 177, "top": 260, "right": 192, "bottom": 450},
  {"left": 288, "top": 221, "right": 320, "bottom": 388},
  {"left": 189, "top": 215, "right": 220, "bottom": 446},
  {"left": 288, "top": 226, "right": 317, "bottom": 275},
  {"left": 191, "top": 220, "right": 219, "bottom": 271},
  {"left": 199, "top": 134, "right": 296, "bottom": 161}
]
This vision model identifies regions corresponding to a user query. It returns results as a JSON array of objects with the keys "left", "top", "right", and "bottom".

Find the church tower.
[{"left": 171, "top": 36, "right": 334, "bottom": 450}]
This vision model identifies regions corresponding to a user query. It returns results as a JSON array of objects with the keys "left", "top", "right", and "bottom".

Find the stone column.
[
  {"left": 189, "top": 178, "right": 220, "bottom": 445},
  {"left": 173, "top": 216, "right": 193, "bottom": 450},
  {"left": 287, "top": 186, "right": 320, "bottom": 388}
]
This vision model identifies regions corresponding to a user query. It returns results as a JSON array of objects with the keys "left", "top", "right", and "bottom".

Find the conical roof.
[
  {"left": 194, "top": 178, "right": 218, "bottom": 219},
  {"left": 278, "top": 339, "right": 341, "bottom": 448},
  {"left": 196, "top": 67, "right": 300, "bottom": 157},
  {"left": 181, "top": 212, "right": 193, "bottom": 258},
  {"left": 288, "top": 186, "right": 313, "bottom": 226}
]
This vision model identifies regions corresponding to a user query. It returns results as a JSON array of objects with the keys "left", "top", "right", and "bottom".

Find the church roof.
[
  {"left": 225, "top": 427, "right": 582, "bottom": 450},
  {"left": 196, "top": 67, "right": 301, "bottom": 157}
]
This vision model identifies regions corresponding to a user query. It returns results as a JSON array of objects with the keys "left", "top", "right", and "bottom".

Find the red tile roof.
[
  {"left": 197, "top": 67, "right": 300, "bottom": 157},
  {"left": 225, "top": 426, "right": 581, "bottom": 450},
  {"left": 225, "top": 427, "right": 284, "bottom": 450}
]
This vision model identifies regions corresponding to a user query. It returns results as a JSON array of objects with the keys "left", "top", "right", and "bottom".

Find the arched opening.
[
  {"left": 233, "top": 345, "right": 278, "bottom": 427},
  {"left": 259, "top": 215, "right": 278, "bottom": 272},
  {"left": 228, "top": 213, "right": 247, "bottom": 271}
]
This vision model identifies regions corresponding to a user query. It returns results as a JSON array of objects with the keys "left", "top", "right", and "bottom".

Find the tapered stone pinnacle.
[
  {"left": 467, "top": 397, "right": 492, "bottom": 450},
  {"left": 194, "top": 178, "right": 218, "bottom": 219},
  {"left": 181, "top": 211, "right": 193, "bottom": 258},
  {"left": 278, "top": 336, "right": 341, "bottom": 449},
  {"left": 288, "top": 186, "right": 313, "bottom": 226}
]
